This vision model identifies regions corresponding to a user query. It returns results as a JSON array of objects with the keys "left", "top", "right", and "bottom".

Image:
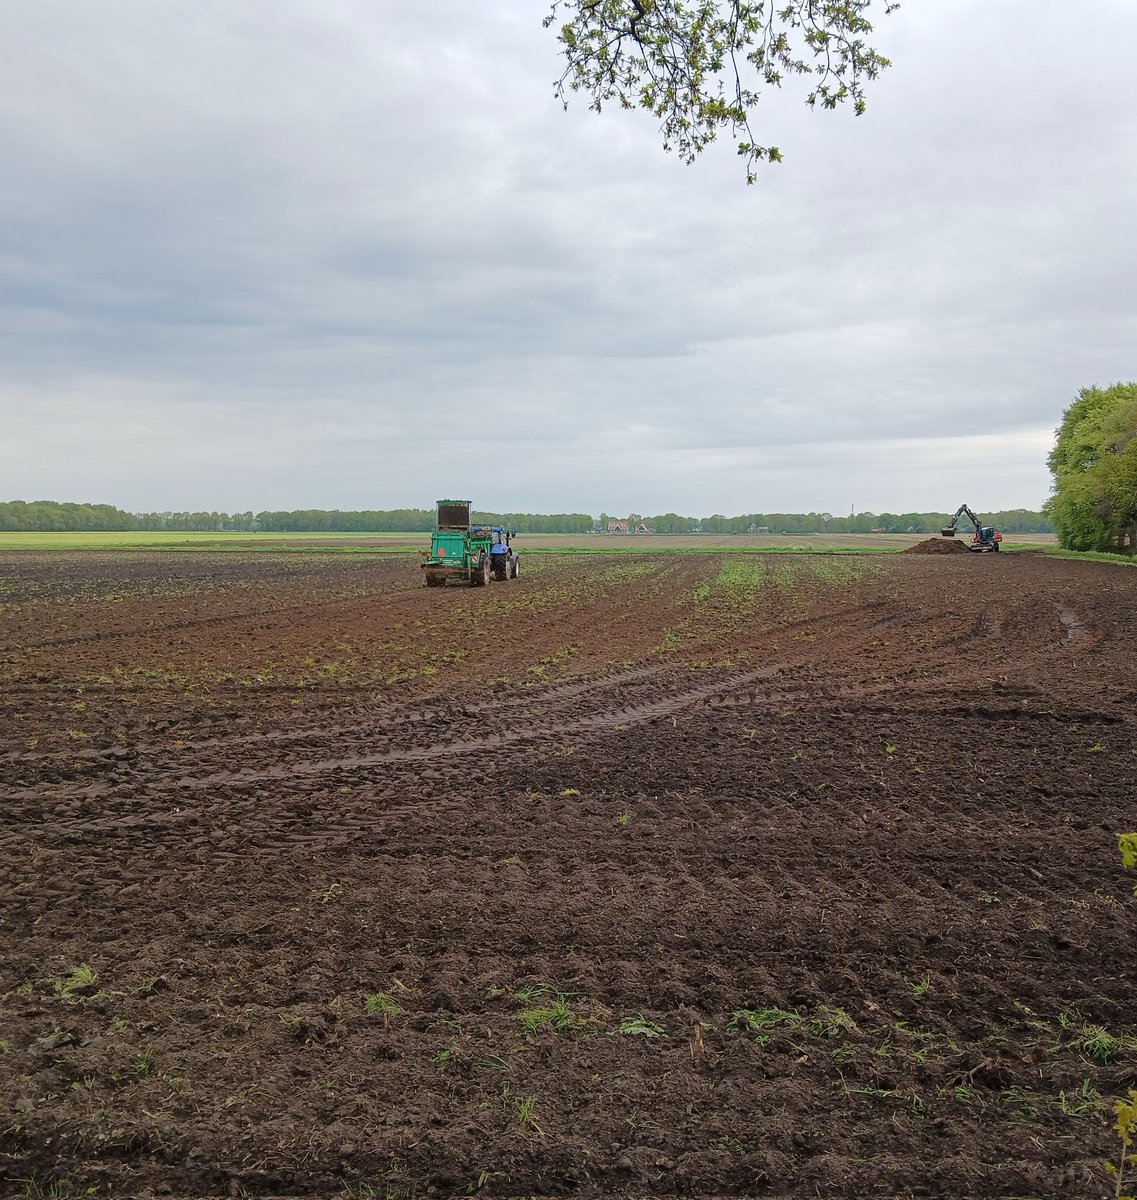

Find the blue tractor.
[{"left": 474, "top": 524, "right": 520, "bottom": 582}]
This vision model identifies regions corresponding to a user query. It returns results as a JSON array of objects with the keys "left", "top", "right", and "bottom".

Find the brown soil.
[
  {"left": 1, "top": 550, "right": 1135, "bottom": 1199},
  {"left": 905, "top": 537, "right": 971, "bottom": 555}
]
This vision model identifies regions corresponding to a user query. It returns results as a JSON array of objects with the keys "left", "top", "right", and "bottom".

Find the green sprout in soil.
[
  {"left": 808, "top": 1007, "right": 855, "bottom": 1038},
  {"left": 475, "top": 1055, "right": 511, "bottom": 1073},
  {"left": 510, "top": 1092, "right": 545, "bottom": 1137},
  {"left": 519, "top": 997, "right": 578, "bottom": 1035},
  {"left": 130, "top": 1047, "right": 154, "bottom": 1077},
  {"left": 364, "top": 992, "right": 404, "bottom": 1023},
  {"left": 727, "top": 1007, "right": 800, "bottom": 1033},
  {"left": 618, "top": 1015, "right": 666, "bottom": 1038},
  {"left": 53, "top": 965, "right": 97, "bottom": 1001},
  {"left": 20, "top": 1177, "right": 99, "bottom": 1198},
  {"left": 1057, "top": 1079, "right": 1100, "bottom": 1117},
  {"left": 514, "top": 983, "right": 588, "bottom": 1035},
  {"left": 1078, "top": 1024, "right": 1137, "bottom": 1064},
  {"left": 951, "top": 1085, "right": 982, "bottom": 1108}
]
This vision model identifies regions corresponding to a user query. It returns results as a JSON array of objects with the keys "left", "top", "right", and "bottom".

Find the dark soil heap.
[{"left": 905, "top": 536, "right": 970, "bottom": 554}]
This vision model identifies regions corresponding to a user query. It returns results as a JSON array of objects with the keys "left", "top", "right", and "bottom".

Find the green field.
[{"left": 0, "top": 531, "right": 417, "bottom": 551}]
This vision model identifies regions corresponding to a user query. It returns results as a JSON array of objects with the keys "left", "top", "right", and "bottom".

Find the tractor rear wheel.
[
  {"left": 510, "top": 555, "right": 519, "bottom": 579},
  {"left": 494, "top": 556, "right": 508, "bottom": 582}
]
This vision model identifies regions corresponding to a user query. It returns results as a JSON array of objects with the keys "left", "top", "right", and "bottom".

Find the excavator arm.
[{"left": 941, "top": 505, "right": 982, "bottom": 538}]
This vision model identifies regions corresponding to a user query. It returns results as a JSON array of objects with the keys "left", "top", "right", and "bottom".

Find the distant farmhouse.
[{"left": 606, "top": 521, "right": 653, "bottom": 534}]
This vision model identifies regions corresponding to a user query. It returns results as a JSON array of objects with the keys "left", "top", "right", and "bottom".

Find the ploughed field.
[{"left": 1, "top": 550, "right": 1135, "bottom": 1199}]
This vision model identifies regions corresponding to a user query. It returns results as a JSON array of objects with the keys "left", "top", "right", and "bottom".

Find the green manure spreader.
[{"left": 421, "top": 499, "right": 519, "bottom": 588}]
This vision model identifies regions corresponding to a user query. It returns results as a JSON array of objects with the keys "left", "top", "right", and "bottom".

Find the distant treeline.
[
  {"left": 254, "top": 509, "right": 596, "bottom": 533},
  {"left": 1, "top": 500, "right": 1052, "bottom": 535},
  {"left": 0, "top": 500, "right": 140, "bottom": 531},
  {"left": 0, "top": 501, "right": 593, "bottom": 534},
  {"left": 611, "top": 509, "right": 1054, "bottom": 535}
]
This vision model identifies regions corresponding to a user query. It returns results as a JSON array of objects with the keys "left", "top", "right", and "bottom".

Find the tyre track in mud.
[
  {"left": 1, "top": 589, "right": 1116, "bottom": 854},
  {"left": 0, "top": 665, "right": 781, "bottom": 830},
  {"left": 1, "top": 588, "right": 1109, "bottom": 800}
]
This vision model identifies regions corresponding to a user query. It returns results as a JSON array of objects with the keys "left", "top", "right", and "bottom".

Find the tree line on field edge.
[
  {"left": 0, "top": 500, "right": 1053, "bottom": 535},
  {"left": 1046, "top": 382, "right": 1137, "bottom": 555}
]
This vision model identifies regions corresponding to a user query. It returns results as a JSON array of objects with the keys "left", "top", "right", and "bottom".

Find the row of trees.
[
  {"left": 0, "top": 500, "right": 139, "bottom": 531},
  {"left": 254, "top": 510, "right": 596, "bottom": 533},
  {"left": 1047, "top": 382, "right": 1137, "bottom": 554},
  {"left": 3, "top": 500, "right": 1051, "bottom": 535},
  {"left": 603, "top": 510, "right": 1053, "bottom": 535}
]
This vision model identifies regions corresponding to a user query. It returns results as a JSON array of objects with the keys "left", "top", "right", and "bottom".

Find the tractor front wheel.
[{"left": 510, "top": 555, "right": 519, "bottom": 579}]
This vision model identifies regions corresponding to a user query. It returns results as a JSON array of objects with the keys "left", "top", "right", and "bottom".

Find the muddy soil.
[{"left": 1, "top": 550, "right": 1135, "bottom": 1199}]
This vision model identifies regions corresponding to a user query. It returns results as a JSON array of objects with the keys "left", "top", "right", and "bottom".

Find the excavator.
[{"left": 941, "top": 505, "right": 1002, "bottom": 552}]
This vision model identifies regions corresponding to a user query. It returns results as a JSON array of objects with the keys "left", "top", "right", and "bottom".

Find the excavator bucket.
[{"left": 940, "top": 527, "right": 956, "bottom": 537}]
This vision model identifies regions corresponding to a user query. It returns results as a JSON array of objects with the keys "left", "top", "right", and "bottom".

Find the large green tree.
[
  {"left": 544, "top": 0, "right": 897, "bottom": 180},
  {"left": 1046, "top": 382, "right": 1137, "bottom": 554}
]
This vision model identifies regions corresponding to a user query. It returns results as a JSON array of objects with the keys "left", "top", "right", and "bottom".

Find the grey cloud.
[{"left": 1, "top": 0, "right": 1135, "bottom": 515}]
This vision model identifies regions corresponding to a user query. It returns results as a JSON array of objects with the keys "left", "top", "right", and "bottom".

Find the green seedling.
[
  {"left": 1002, "top": 1087, "right": 1040, "bottom": 1120},
  {"left": 727, "top": 1007, "right": 800, "bottom": 1033},
  {"left": 54, "top": 965, "right": 97, "bottom": 1001},
  {"left": 808, "top": 1007, "right": 855, "bottom": 1038},
  {"left": 130, "top": 1047, "right": 154, "bottom": 1077},
  {"left": 1079, "top": 1024, "right": 1137, "bottom": 1064},
  {"left": 1057, "top": 1079, "right": 1099, "bottom": 1117},
  {"left": 364, "top": 992, "right": 404, "bottom": 1022},
  {"left": 618, "top": 1015, "right": 666, "bottom": 1038},
  {"left": 475, "top": 1055, "right": 511, "bottom": 1072},
  {"left": 511, "top": 1093, "right": 544, "bottom": 1136},
  {"left": 519, "top": 997, "right": 578, "bottom": 1035}
]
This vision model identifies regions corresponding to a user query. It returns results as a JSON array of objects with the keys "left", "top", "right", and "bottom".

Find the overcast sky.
[{"left": 2, "top": 1, "right": 1135, "bottom": 516}]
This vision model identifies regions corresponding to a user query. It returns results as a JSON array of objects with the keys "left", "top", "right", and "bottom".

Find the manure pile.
[{"left": 905, "top": 536, "right": 970, "bottom": 554}]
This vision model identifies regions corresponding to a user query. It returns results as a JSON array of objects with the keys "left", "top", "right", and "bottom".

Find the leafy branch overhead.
[{"left": 544, "top": 0, "right": 898, "bottom": 180}]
